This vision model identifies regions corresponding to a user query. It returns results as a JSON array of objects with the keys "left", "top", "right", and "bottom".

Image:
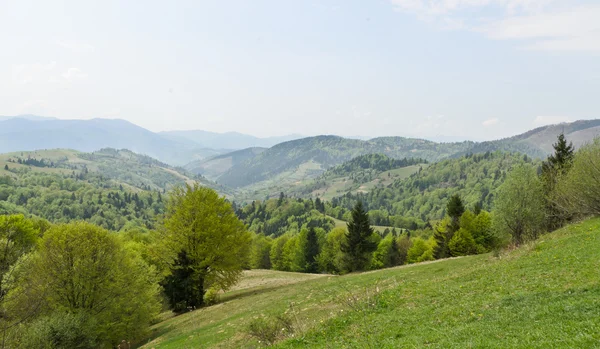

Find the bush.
[
  {"left": 20, "top": 312, "right": 99, "bottom": 349},
  {"left": 203, "top": 286, "right": 220, "bottom": 306},
  {"left": 247, "top": 314, "right": 295, "bottom": 346},
  {"left": 554, "top": 138, "right": 600, "bottom": 218}
]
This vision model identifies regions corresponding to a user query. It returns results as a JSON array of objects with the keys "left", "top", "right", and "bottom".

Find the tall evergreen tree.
[
  {"left": 434, "top": 195, "right": 464, "bottom": 259},
  {"left": 542, "top": 133, "right": 575, "bottom": 230},
  {"left": 543, "top": 133, "right": 575, "bottom": 173},
  {"left": 303, "top": 227, "right": 320, "bottom": 273},
  {"left": 341, "top": 201, "right": 377, "bottom": 272},
  {"left": 390, "top": 236, "right": 401, "bottom": 266}
]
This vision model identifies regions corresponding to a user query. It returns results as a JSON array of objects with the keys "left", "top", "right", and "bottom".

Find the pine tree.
[
  {"left": 3, "top": 164, "right": 8, "bottom": 171},
  {"left": 341, "top": 201, "right": 377, "bottom": 272},
  {"left": 303, "top": 227, "right": 320, "bottom": 273}
]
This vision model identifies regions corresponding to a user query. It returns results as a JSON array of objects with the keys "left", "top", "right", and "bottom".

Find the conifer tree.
[
  {"left": 341, "top": 201, "right": 377, "bottom": 272},
  {"left": 434, "top": 195, "right": 464, "bottom": 259},
  {"left": 542, "top": 133, "right": 575, "bottom": 229},
  {"left": 303, "top": 227, "right": 320, "bottom": 273}
]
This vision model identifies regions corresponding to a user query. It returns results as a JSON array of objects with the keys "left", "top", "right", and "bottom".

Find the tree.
[
  {"left": 554, "top": 138, "right": 600, "bottom": 218},
  {"left": 302, "top": 227, "right": 320, "bottom": 273},
  {"left": 432, "top": 216, "right": 452, "bottom": 259},
  {"left": 316, "top": 227, "right": 346, "bottom": 274},
  {"left": 0, "top": 215, "right": 39, "bottom": 348},
  {"left": 270, "top": 234, "right": 291, "bottom": 271},
  {"left": 341, "top": 201, "right": 377, "bottom": 272},
  {"left": 542, "top": 133, "right": 575, "bottom": 229},
  {"left": 493, "top": 165, "right": 545, "bottom": 245},
  {"left": 160, "top": 184, "right": 251, "bottom": 311},
  {"left": 406, "top": 237, "right": 435, "bottom": 264},
  {"left": 434, "top": 195, "right": 464, "bottom": 259},
  {"left": 448, "top": 228, "right": 477, "bottom": 256},
  {"left": 249, "top": 234, "right": 273, "bottom": 269},
  {"left": 543, "top": 133, "right": 575, "bottom": 173},
  {"left": 447, "top": 194, "right": 465, "bottom": 231},
  {"left": 5, "top": 222, "right": 160, "bottom": 347}
]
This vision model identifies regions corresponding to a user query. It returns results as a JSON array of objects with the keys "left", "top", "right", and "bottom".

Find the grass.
[{"left": 138, "top": 218, "right": 600, "bottom": 348}]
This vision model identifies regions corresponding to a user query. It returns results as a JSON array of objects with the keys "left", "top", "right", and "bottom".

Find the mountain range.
[
  {"left": 1, "top": 115, "right": 599, "bottom": 194},
  {"left": 0, "top": 115, "right": 299, "bottom": 166}
]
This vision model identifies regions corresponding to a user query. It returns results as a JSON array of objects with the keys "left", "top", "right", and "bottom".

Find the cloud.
[
  {"left": 390, "top": 0, "right": 600, "bottom": 51},
  {"left": 62, "top": 67, "right": 88, "bottom": 81},
  {"left": 482, "top": 117, "right": 499, "bottom": 126},
  {"left": 533, "top": 115, "right": 572, "bottom": 126}
]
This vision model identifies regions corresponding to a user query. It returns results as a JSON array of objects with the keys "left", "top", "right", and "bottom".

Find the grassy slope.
[{"left": 139, "top": 218, "right": 600, "bottom": 348}]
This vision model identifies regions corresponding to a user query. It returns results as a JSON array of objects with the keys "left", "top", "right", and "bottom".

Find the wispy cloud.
[
  {"left": 482, "top": 117, "right": 499, "bottom": 126},
  {"left": 390, "top": 0, "right": 600, "bottom": 51}
]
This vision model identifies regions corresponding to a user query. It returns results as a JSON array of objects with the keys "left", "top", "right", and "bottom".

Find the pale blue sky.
[{"left": 1, "top": 0, "right": 599, "bottom": 140}]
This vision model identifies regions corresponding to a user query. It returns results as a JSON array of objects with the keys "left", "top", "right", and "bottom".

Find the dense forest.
[{"left": 324, "top": 152, "right": 537, "bottom": 227}]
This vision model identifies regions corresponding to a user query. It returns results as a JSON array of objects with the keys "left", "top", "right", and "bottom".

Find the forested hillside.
[
  {"left": 217, "top": 136, "right": 470, "bottom": 188},
  {"left": 0, "top": 148, "right": 220, "bottom": 230},
  {"left": 288, "top": 154, "right": 427, "bottom": 200},
  {"left": 325, "top": 152, "right": 537, "bottom": 227},
  {"left": 185, "top": 147, "right": 267, "bottom": 179}
]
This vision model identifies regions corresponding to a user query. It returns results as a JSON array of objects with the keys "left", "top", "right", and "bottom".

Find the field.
[{"left": 138, "top": 218, "right": 600, "bottom": 348}]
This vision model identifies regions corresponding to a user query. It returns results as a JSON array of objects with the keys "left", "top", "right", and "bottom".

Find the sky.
[{"left": 1, "top": 0, "right": 599, "bottom": 141}]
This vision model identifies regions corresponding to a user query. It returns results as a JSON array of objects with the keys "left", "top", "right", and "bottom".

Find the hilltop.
[
  {"left": 205, "top": 120, "right": 600, "bottom": 190},
  {"left": 138, "top": 217, "right": 600, "bottom": 348}
]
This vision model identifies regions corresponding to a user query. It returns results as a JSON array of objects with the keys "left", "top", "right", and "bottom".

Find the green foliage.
[
  {"left": 218, "top": 135, "right": 466, "bottom": 188},
  {"left": 341, "top": 202, "right": 377, "bottom": 272},
  {"left": 270, "top": 234, "right": 291, "bottom": 271},
  {"left": 329, "top": 152, "right": 537, "bottom": 224},
  {"left": 554, "top": 138, "right": 600, "bottom": 218},
  {"left": 161, "top": 184, "right": 251, "bottom": 311},
  {"left": 302, "top": 227, "right": 320, "bottom": 273},
  {"left": 493, "top": 165, "right": 545, "bottom": 245},
  {"left": 0, "top": 170, "right": 166, "bottom": 231},
  {"left": 6, "top": 222, "right": 160, "bottom": 347},
  {"left": 315, "top": 227, "right": 346, "bottom": 274},
  {"left": 448, "top": 228, "right": 478, "bottom": 256},
  {"left": 236, "top": 197, "right": 335, "bottom": 237},
  {"left": 19, "top": 312, "right": 99, "bottom": 349},
  {"left": 541, "top": 134, "right": 576, "bottom": 230},
  {"left": 406, "top": 237, "right": 435, "bottom": 263},
  {"left": 249, "top": 234, "right": 273, "bottom": 269},
  {"left": 370, "top": 235, "right": 397, "bottom": 270}
]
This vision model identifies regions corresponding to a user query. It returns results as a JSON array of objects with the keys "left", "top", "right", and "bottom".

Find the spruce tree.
[
  {"left": 542, "top": 133, "right": 575, "bottom": 229},
  {"left": 434, "top": 195, "right": 464, "bottom": 259},
  {"left": 390, "top": 236, "right": 401, "bottom": 266},
  {"left": 341, "top": 201, "right": 377, "bottom": 272},
  {"left": 544, "top": 133, "right": 575, "bottom": 173},
  {"left": 303, "top": 227, "right": 320, "bottom": 273}
]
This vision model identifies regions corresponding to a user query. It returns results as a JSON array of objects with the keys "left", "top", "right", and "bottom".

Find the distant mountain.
[
  {"left": 0, "top": 117, "right": 224, "bottom": 166},
  {"left": 184, "top": 147, "right": 267, "bottom": 179},
  {"left": 216, "top": 135, "right": 472, "bottom": 188},
  {"left": 159, "top": 130, "right": 302, "bottom": 150},
  {"left": 215, "top": 120, "right": 600, "bottom": 189},
  {"left": 0, "top": 114, "right": 58, "bottom": 121}
]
